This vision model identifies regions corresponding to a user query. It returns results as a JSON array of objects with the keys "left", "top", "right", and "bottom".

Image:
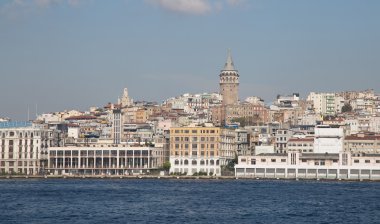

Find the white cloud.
[
  {"left": 149, "top": 0, "right": 212, "bottom": 15},
  {"left": 148, "top": 0, "right": 247, "bottom": 15}
]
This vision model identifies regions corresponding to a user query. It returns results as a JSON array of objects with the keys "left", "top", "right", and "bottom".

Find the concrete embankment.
[{"left": 1, "top": 175, "right": 379, "bottom": 182}]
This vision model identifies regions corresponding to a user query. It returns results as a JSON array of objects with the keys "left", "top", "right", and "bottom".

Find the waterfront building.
[
  {"left": 0, "top": 122, "right": 60, "bottom": 175},
  {"left": 169, "top": 126, "right": 222, "bottom": 176},
  {"left": 235, "top": 151, "right": 380, "bottom": 180},
  {"left": 48, "top": 146, "right": 161, "bottom": 175}
]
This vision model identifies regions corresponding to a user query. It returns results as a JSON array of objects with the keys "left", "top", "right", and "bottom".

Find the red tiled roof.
[
  {"left": 288, "top": 138, "right": 314, "bottom": 142},
  {"left": 65, "top": 115, "right": 97, "bottom": 121},
  {"left": 345, "top": 135, "right": 380, "bottom": 141}
]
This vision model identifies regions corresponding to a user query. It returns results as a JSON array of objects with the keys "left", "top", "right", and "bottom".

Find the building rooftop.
[
  {"left": 288, "top": 138, "right": 314, "bottom": 142},
  {"left": 0, "top": 121, "right": 33, "bottom": 129},
  {"left": 300, "top": 153, "right": 339, "bottom": 160},
  {"left": 256, "top": 153, "right": 287, "bottom": 157}
]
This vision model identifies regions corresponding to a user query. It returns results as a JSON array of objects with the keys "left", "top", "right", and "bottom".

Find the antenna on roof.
[{"left": 27, "top": 105, "right": 30, "bottom": 121}]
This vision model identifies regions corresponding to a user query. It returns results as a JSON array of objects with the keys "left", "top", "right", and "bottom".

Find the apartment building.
[
  {"left": 169, "top": 126, "right": 221, "bottom": 176},
  {"left": 344, "top": 133, "right": 380, "bottom": 153},
  {"left": 0, "top": 122, "right": 60, "bottom": 175}
]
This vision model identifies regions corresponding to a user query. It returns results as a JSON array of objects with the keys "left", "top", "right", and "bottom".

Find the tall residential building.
[
  {"left": 220, "top": 50, "right": 239, "bottom": 105},
  {"left": 307, "top": 92, "right": 344, "bottom": 116},
  {"left": 169, "top": 126, "right": 221, "bottom": 176}
]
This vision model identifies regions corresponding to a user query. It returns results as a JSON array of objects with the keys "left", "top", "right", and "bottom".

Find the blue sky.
[{"left": 1, "top": 0, "right": 380, "bottom": 120}]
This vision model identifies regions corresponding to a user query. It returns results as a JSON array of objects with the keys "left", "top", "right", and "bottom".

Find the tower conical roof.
[{"left": 223, "top": 49, "right": 235, "bottom": 71}]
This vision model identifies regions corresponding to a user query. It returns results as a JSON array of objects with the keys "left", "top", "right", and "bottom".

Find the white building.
[
  {"left": 48, "top": 146, "right": 161, "bottom": 175},
  {"left": 235, "top": 151, "right": 380, "bottom": 180},
  {"left": 307, "top": 92, "right": 344, "bottom": 115},
  {"left": 314, "top": 125, "right": 344, "bottom": 153},
  {"left": 0, "top": 122, "right": 60, "bottom": 175}
]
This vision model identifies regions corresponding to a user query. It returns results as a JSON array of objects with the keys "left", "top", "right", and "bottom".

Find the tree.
[
  {"left": 162, "top": 161, "right": 171, "bottom": 171},
  {"left": 341, "top": 103, "right": 353, "bottom": 113}
]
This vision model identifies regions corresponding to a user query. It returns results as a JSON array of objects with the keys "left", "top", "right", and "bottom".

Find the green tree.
[
  {"left": 162, "top": 161, "right": 171, "bottom": 171},
  {"left": 341, "top": 103, "right": 353, "bottom": 113}
]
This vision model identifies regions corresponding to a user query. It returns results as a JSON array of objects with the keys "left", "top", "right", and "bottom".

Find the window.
[
  {"left": 365, "top": 160, "right": 370, "bottom": 163},
  {"left": 376, "top": 160, "right": 380, "bottom": 164},
  {"left": 271, "top": 159, "right": 276, "bottom": 162},
  {"left": 241, "top": 159, "right": 246, "bottom": 163},
  {"left": 192, "top": 130, "right": 197, "bottom": 133},
  {"left": 261, "top": 159, "right": 266, "bottom": 162},
  {"left": 333, "top": 160, "right": 338, "bottom": 163},
  {"left": 184, "top": 130, "right": 189, "bottom": 133},
  {"left": 302, "top": 159, "right": 307, "bottom": 163},
  {"left": 192, "top": 151, "right": 197, "bottom": 156},
  {"left": 192, "top": 144, "right": 197, "bottom": 149},
  {"left": 354, "top": 160, "right": 359, "bottom": 163},
  {"left": 281, "top": 159, "right": 286, "bottom": 162}
]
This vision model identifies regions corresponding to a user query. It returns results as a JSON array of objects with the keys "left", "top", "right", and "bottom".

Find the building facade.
[
  {"left": 235, "top": 151, "right": 380, "bottom": 180},
  {"left": 48, "top": 146, "right": 160, "bottom": 175},
  {"left": 0, "top": 122, "right": 60, "bottom": 175},
  {"left": 169, "top": 126, "right": 221, "bottom": 176}
]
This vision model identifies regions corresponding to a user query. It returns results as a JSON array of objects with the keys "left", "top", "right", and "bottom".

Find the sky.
[{"left": 1, "top": 0, "right": 380, "bottom": 120}]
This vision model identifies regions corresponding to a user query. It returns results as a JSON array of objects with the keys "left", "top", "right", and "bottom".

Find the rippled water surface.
[{"left": 0, "top": 179, "right": 379, "bottom": 224}]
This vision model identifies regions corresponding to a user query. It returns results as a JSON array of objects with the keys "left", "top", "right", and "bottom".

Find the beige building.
[
  {"left": 169, "top": 126, "right": 221, "bottom": 176},
  {"left": 287, "top": 137, "right": 314, "bottom": 153},
  {"left": 211, "top": 103, "right": 269, "bottom": 126},
  {"left": 344, "top": 133, "right": 380, "bottom": 153}
]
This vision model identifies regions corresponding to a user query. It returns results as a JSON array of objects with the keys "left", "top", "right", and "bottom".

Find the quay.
[{"left": 1, "top": 174, "right": 379, "bottom": 181}]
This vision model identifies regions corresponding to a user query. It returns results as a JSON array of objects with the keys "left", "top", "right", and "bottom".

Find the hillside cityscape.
[{"left": 0, "top": 51, "right": 379, "bottom": 180}]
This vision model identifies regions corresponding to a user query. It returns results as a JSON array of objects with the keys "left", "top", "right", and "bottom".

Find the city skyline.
[{"left": 1, "top": 0, "right": 380, "bottom": 120}]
